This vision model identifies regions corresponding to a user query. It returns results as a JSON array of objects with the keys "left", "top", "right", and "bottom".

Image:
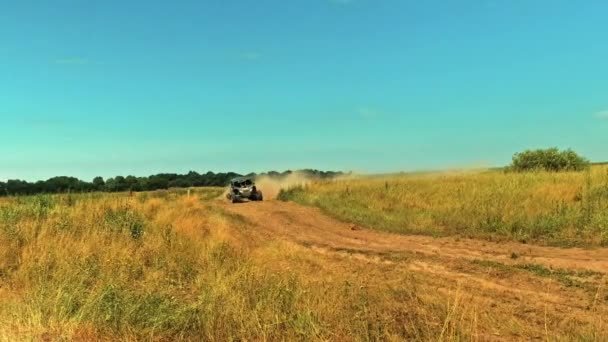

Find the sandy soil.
[
  {"left": 217, "top": 199, "right": 608, "bottom": 339},
  {"left": 221, "top": 200, "right": 608, "bottom": 273}
]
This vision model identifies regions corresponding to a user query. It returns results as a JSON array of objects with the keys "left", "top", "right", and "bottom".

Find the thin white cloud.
[
  {"left": 240, "top": 52, "right": 262, "bottom": 61},
  {"left": 596, "top": 110, "right": 608, "bottom": 120},
  {"left": 54, "top": 57, "right": 90, "bottom": 65}
]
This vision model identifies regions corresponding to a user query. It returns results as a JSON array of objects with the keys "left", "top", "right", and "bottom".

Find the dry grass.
[
  {"left": 0, "top": 188, "right": 474, "bottom": 341},
  {"left": 1, "top": 184, "right": 606, "bottom": 340},
  {"left": 280, "top": 166, "right": 608, "bottom": 246}
]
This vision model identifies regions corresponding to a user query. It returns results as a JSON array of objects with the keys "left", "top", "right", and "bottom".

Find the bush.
[{"left": 509, "top": 148, "right": 589, "bottom": 172}]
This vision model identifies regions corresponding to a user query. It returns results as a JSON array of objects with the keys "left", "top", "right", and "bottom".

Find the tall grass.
[
  {"left": 0, "top": 192, "right": 318, "bottom": 340},
  {"left": 1, "top": 186, "right": 606, "bottom": 340},
  {"left": 0, "top": 190, "right": 475, "bottom": 340},
  {"left": 279, "top": 166, "right": 608, "bottom": 246}
]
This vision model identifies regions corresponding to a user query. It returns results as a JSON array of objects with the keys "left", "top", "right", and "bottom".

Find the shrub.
[{"left": 509, "top": 148, "right": 589, "bottom": 172}]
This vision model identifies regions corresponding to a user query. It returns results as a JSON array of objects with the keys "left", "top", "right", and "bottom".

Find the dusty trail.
[
  {"left": 217, "top": 199, "right": 608, "bottom": 337},
  {"left": 220, "top": 200, "right": 608, "bottom": 274}
]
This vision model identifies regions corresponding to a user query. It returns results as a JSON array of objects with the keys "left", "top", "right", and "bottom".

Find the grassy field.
[
  {"left": 279, "top": 165, "right": 608, "bottom": 247},
  {"left": 0, "top": 188, "right": 482, "bottom": 340},
  {"left": 1, "top": 180, "right": 606, "bottom": 340}
]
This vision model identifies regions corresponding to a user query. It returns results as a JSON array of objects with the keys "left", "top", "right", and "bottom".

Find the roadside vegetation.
[
  {"left": 1, "top": 186, "right": 606, "bottom": 340},
  {"left": 279, "top": 164, "right": 608, "bottom": 247},
  {"left": 0, "top": 188, "right": 475, "bottom": 340}
]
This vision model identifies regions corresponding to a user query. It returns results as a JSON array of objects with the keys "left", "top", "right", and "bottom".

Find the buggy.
[{"left": 226, "top": 177, "right": 263, "bottom": 203}]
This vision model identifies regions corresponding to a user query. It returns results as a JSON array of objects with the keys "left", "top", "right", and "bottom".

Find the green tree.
[
  {"left": 92, "top": 177, "right": 105, "bottom": 191},
  {"left": 125, "top": 175, "right": 140, "bottom": 191},
  {"left": 148, "top": 175, "right": 169, "bottom": 190},
  {"left": 510, "top": 148, "right": 590, "bottom": 172},
  {"left": 44, "top": 176, "right": 80, "bottom": 193},
  {"left": 113, "top": 176, "right": 129, "bottom": 192}
]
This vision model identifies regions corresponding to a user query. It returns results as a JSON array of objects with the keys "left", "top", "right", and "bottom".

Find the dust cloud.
[{"left": 255, "top": 172, "right": 314, "bottom": 199}]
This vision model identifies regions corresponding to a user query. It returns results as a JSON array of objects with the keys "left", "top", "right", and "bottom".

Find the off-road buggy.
[{"left": 226, "top": 177, "right": 263, "bottom": 203}]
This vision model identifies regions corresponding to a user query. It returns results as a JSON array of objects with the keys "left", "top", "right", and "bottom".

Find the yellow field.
[
  {"left": 281, "top": 166, "right": 608, "bottom": 246},
  {"left": 0, "top": 176, "right": 607, "bottom": 340},
  {"left": 0, "top": 190, "right": 452, "bottom": 340}
]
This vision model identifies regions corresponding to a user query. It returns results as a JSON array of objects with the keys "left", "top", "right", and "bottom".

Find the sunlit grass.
[
  {"left": 280, "top": 166, "right": 608, "bottom": 246},
  {"left": 1, "top": 184, "right": 606, "bottom": 340},
  {"left": 0, "top": 191, "right": 320, "bottom": 340},
  {"left": 0, "top": 189, "right": 474, "bottom": 340}
]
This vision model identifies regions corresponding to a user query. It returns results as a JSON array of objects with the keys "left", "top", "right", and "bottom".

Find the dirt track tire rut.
[{"left": 218, "top": 200, "right": 608, "bottom": 274}]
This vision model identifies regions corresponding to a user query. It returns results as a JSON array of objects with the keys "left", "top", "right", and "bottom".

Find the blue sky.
[{"left": 1, "top": 0, "right": 607, "bottom": 181}]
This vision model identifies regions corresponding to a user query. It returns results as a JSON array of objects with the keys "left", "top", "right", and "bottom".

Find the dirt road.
[
  {"left": 218, "top": 200, "right": 608, "bottom": 338},
  {"left": 220, "top": 200, "right": 608, "bottom": 273}
]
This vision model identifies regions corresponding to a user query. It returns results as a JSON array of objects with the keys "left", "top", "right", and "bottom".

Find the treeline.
[{"left": 0, "top": 169, "right": 342, "bottom": 197}]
